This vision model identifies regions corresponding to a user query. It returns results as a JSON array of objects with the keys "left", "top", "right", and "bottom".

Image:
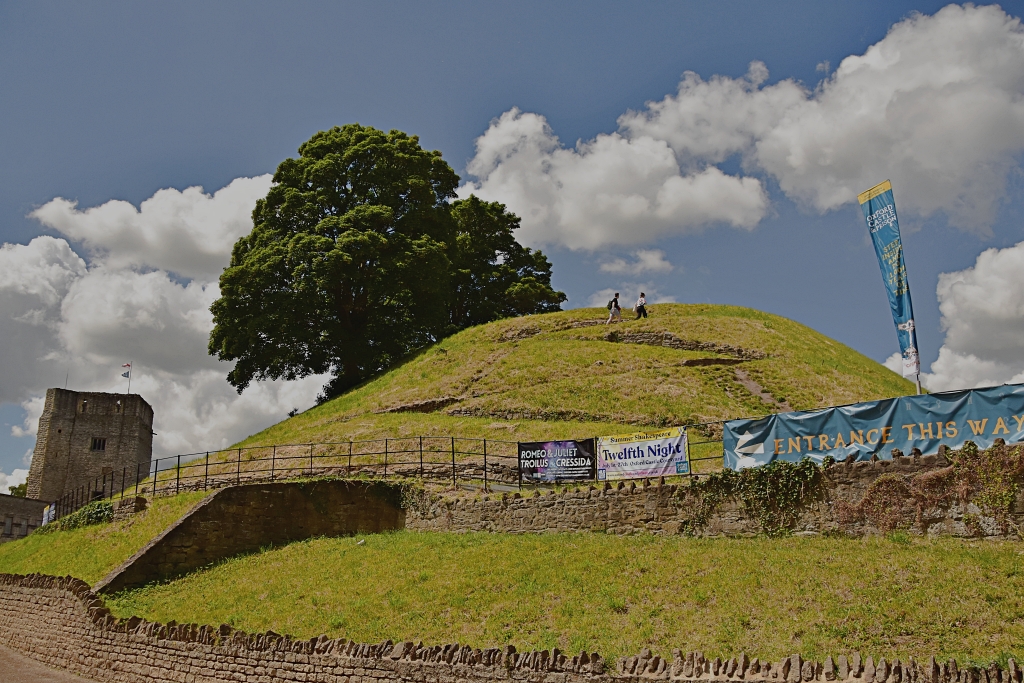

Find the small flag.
[
  {"left": 122, "top": 371, "right": 130, "bottom": 378},
  {"left": 122, "top": 363, "right": 131, "bottom": 367}
]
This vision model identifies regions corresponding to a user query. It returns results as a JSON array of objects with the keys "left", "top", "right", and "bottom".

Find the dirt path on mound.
[{"left": 0, "top": 644, "right": 97, "bottom": 683}]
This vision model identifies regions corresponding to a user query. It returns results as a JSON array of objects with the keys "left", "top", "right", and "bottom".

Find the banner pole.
[{"left": 915, "top": 374, "right": 922, "bottom": 395}]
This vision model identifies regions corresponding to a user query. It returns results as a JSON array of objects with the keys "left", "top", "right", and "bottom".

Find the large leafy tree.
[
  {"left": 449, "top": 195, "right": 565, "bottom": 329},
  {"left": 209, "top": 124, "right": 564, "bottom": 401}
]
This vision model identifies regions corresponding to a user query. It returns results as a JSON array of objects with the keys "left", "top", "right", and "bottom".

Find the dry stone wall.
[
  {"left": 406, "top": 453, "right": 1024, "bottom": 538},
  {"left": 1, "top": 573, "right": 1021, "bottom": 683}
]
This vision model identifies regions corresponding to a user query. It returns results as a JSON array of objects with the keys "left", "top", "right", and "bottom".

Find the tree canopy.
[
  {"left": 209, "top": 124, "right": 564, "bottom": 401},
  {"left": 449, "top": 195, "right": 565, "bottom": 330}
]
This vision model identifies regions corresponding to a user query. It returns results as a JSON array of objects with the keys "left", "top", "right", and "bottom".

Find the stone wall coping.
[
  {"left": 1, "top": 572, "right": 1021, "bottom": 683},
  {"left": 437, "top": 454, "right": 943, "bottom": 506},
  {"left": 432, "top": 453, "right": 950, "bottom": 509}
]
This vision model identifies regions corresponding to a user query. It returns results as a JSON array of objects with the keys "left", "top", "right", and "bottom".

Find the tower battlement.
[{"left": 26, "top": 389, "right": 154, "bottom": 503}]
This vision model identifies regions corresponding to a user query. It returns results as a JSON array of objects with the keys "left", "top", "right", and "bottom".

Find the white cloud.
[
  {"left": 460, "top": 108, "right": 768, "bottom": 249},
  {"left": 0, "top": 237, "right": 86, "bottom": 404},
  {"left": 465, "top": 4, "right": 1024, "bottom": 248},
  {"left": 0, "top": 468, "right": 29, "bottom": 493},
  {"left": 123, "top": 369, "right": 327, "bottom": 456},
  {"left": 600, "top": 249, "right": 674, "bottom": 274},
  {"left": 11, "top": 396, "right": 44, "bottom": 438},
  {"left": 920, "top": 240, "right": 1024, "bottom": 391},
  {"left": 639, "top": 287, "right": 676, "bottom": 305},
  {"left": 618, "top": 61, "right": 804, "bottom": 167},
  {"left": 58, "top": 268, "right": 221, "bottom": 375},
  {"left": 0, "top": 236, "right": 87, "bottom": 306},
  {"left": 883, "top": 352, "right": 903, "bottom": 376},
  {"left": 1, "top": 177, "right": 327, "bottom": 462},
  {"left": 754, "top": 4, "right": 1024, "bottom": 230},
  {"left": 31, "top": 175, "right": 272, "bottom": 280}
]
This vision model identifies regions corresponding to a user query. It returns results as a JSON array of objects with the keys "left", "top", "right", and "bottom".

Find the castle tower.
[{"left": 25, "top": 389, "right": 154, "bottom": 503}]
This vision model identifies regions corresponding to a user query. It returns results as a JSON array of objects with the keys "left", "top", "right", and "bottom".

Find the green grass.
[
  {"left": 235, "top": 305, "right": 914, "bottom": 451},
  {"left": 62, "top": 305, "right": 910, "bottom": 561},
  {"left": 103, "top": 531, "right": 1024, "bottom": 664},
  {"left": 0, "top": 307, "right": 935, "bottom": 665},
  {"left": 0, "top": 490, "right": 207, "bottom": 584}
]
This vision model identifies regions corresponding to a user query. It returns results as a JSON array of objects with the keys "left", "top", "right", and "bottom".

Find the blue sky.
[{"left": 2, "top": 1, "right": 1024, "bottom": 484}]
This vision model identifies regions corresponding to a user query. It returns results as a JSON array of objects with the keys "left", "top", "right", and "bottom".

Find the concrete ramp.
[{"left": 95, "top": 479, "right": 405, "bottom": 593}]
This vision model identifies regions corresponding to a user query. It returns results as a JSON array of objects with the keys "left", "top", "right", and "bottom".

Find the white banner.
[{"left": 597, "top": 426, "right": 689, "bottom": 481}]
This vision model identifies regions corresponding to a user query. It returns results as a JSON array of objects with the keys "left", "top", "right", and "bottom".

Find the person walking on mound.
[
  {"left": 606, "top": 292, "right": 622, "bottom": 324},
  {"left": 634, "top": 292, "right": 648, "bottom": 320}
]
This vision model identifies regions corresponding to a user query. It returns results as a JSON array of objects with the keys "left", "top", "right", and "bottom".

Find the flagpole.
[
  {"left": 916, "top": 373, "right": 921, "bottom": 395},
  {"left": 128, "top": 361, "right": 132, "bottom": 395}
]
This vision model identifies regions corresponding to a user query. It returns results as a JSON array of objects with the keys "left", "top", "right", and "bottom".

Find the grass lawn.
[
  {"left": 0, "top": 307, "right": 943, "bottom": 665},
  {"left": 0, "top": 490, "right": 207, "bottom": 585},
  {"left": 101, "top": 531, "right": 1024, "bottom": 665}
]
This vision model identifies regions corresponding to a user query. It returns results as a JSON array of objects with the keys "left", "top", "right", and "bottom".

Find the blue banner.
[
  {"left": 724, "top": 383, "right": 1024, "bottom": 469},
  {"left": 859, "top": 180, "right": 920, "bottom": 377}
]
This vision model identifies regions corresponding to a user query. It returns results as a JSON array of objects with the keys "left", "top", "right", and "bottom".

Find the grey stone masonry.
[
  {"left": 1, "top": 573, "right": 1020, "bottom": 683},
  {"left": 26, "top": 388, "right": 154, "bottom": 503},
  {"left": 406, "top": 453, "right": 1024, "bottom": 538},
  {"left": 0, "top": 494, "right": 47, "bottom": 544}
]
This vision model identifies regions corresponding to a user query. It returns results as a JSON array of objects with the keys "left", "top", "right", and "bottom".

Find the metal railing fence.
[{"left": 51, "top": 423, "right": 727, "bottom": 521}]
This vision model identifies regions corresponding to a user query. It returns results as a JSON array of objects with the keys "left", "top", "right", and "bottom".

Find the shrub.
[{"left": 35, "top": 501, "right": 113, "bottom": 534}]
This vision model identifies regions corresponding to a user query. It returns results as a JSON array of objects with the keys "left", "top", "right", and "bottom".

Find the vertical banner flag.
[
  {"left": 518, "top": 439, "right": 597, "bottom": 483},
  {"left": 597, "top": 426, "right": 689, "bottom": 481},
  {"left": 859, "top": 180, "right": 920, "bottom": 378}
]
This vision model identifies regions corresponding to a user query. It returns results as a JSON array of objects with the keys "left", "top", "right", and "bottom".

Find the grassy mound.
[
  {"left": 103, "top": 531, "right": 1023, "bottom": 664},
  {"left": 239, "top": 304, "right": 913, "bottom": 448},
  {"left": 0, "top": 491, "right": 207, "bottom": 584},
  {"left": 0, "top": 307, "right": 939, "bottom": 666}
]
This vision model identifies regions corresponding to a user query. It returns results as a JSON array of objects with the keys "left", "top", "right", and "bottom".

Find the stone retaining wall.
[
  {"left": 406, "top": 453, "right": 1024, "bottom": 538},
  {"left": 1, "top": 573, "right": 1021, "bottom": 683},
  {"left": 79, "top": 452, "right": 1023, "bottom": 596},
  {"left": 96, "top": 479, "right": 406, "bottom": 594}
]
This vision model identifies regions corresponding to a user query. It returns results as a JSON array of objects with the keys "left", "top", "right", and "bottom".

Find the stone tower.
[{"left": 26, "top": 389, "right": 154, "bottom": 503}]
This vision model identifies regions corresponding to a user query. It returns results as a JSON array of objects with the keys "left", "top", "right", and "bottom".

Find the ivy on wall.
[
  {"left": 677, "top": 441, "right": 1023, "bottom": 537},
  {"left": 837, "top": 440, "right": 1024, "bottom": 536},
  {"left": 678, "top": 456, "right": 828, "bottom": 537},
  {"left": 835, "top": 473, "right": 914, "bottom": 533}
]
